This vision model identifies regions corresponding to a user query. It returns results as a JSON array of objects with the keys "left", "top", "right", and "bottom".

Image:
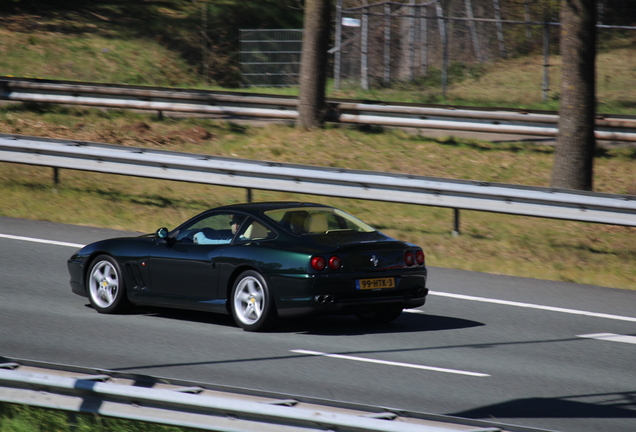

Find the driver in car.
[{"left": 193, "top": 214, "right": 245, "bottom": 244}]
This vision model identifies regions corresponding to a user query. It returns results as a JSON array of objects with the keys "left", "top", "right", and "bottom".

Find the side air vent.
[{"left": 125, "top": 262, "right": 147, "bottom": 290}]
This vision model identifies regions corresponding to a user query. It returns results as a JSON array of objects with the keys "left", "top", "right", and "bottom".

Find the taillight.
[
  {"left": 311, "top": 256, "right": 342, "bottom": 271},
  {"left": 311, "top": 256, "right": 326, "bottom": 271},
  {"left": 404, "top": 251, "right": 415, "bottom": 266},
  {"left": 416, "top": 250, "right": 425, "bottom": 265}
]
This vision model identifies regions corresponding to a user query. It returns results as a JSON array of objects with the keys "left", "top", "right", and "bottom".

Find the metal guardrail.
[
  {"left": 0, "top": 361, "right": 513, "bottom": 432},
  {"left": 0, "top": 133, "right": 635, "bottom": 227},
  {"left": 2, "top": 77, "right": 636, "bottom": 142}
]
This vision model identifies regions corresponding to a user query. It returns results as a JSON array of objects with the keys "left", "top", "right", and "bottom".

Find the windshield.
[{"left": 264, "top": 207, "right": 376, "bottom": 235}]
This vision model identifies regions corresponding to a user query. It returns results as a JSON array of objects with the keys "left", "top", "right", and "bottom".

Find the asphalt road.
[{"left": 1, "top": 216, "right": 635, "bottom": 432}]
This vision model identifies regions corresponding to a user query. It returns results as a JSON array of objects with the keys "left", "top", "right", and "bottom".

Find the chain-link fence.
[
  {"left": 239, "top": 29, "right": 303, "bottom": 87},
  {"left": 335, "top": 0, "right": 516, "bottom": 90},
  {"left": 334, "top": 0, "right": 636, "bottom": 103},
  {"left": 238, "top": 1, "right": 636, "bottom": 105}
]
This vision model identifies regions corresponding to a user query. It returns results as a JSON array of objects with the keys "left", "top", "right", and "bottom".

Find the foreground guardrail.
[
  {"left": 2, "top": 77, "right": 636, "bottom": 142},
  {"left": 0, "top": 361, "right": 509, "bottom": 432},
  {"left": 0, "top": 133, "right": 635, "bottom": 228}
]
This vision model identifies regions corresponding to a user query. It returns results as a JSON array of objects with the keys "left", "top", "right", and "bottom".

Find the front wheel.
[
  {"left": 231, "top": 270, "right": 277, "bottom": 332},
  {"left": 356, "top": 307, "right": 403, "bottom": 324},
  {"left": 87, "top": 255, "right": 129, "bottom": 314}
]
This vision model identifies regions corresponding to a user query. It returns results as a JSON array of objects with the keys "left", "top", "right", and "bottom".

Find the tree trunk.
[
  {"left": 551, "top": 0, "right": 597, "bottom": 191},
  {"left": 297, "top": 0, "right": 331, "bottom": 130}
]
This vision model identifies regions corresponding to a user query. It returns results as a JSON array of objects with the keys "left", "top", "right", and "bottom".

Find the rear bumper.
[
  {"left": 271, "top": 273, "right": 428, "bottom": 318},
  {"left": 276, "top": 294, "right": 427, "bottom": 318}
]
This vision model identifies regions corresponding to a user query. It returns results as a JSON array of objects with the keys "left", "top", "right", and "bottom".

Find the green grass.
[
  {"left": 0, "top": 25, "right": 200, "bottom": 88},
  {"left": 0, "top": 403, "right": 199, "bottom": 432},
  {"left": 0, "top": 0, "right": 303, "bottom": 88},
  {"left": 1, "top": 105, "right": 635, "bottom": 290}
]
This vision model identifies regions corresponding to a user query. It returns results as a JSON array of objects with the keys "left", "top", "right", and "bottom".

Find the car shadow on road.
[
  {"left": 277, "top": 312, "right": 484, "bottom": 336},
  {"left": 449, "top": 391, "right": 636, "bottom": 420},
  {"left": 108, "top": 303, "right": 483, "bottom": 335},
  {"left": 110, "top": 304, "right": 238, "bottom": 327}
]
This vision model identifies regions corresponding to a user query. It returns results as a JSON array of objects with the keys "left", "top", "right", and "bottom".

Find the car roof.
[{"left": 213, "top": 201, "right": 331, "bottom": 215}]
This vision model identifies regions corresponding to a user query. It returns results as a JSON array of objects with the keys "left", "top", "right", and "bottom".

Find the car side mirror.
[{"left": 156, "top": 227, "right": 169, "bottom": 239}]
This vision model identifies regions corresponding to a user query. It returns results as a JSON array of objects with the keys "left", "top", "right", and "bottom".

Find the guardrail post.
[
  {"left": 246, "top": 188, "right": 253, "bottom": 203},
  {"left": 53, "top": 167, "right": 60, "bottom": 186},
  {"left": 67, "top": 412, "right": 78, "bottom": 432},
  {"left": 452, "top": 208, "right": 460, "bottom": 236}
]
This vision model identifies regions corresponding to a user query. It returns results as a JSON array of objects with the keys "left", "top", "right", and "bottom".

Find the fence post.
[
  {"left": 334, "top": 0, "right": 343, "bottom": 90},
  {"left": 361, "top": 5, "right": 369, "bottom": 90},
  {"left": 435, "top": 0, "right": 448, "bottom": 95},
  {"left": 524, "top": 0, "right": 533, "bottom": 44},
  {"left": 420, "top": 2, "right": 428, "bottom": 76},
  {"left": 408, "top": 0, "right": 416, "bottom": 82},
  {"left": 464, "top": 0, "right": 482, "bottom": 62},
  {"left": 384, "top": 3, "right": 391, "bottom": 85},
  {"left": 200, "top": 0, "right": 210, "bottom": 85},
  {"left": 492, "top": 0, "right": 506, "bottom": 58}
]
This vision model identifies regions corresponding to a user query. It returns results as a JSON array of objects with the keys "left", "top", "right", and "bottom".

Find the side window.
[{"left": 177, "top": 213, "right": 245, "bottom": 244}]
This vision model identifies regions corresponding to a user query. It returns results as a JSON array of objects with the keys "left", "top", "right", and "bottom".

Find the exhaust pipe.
[{"left": 314, "top": 294, "right": 335, "bottom": 304}]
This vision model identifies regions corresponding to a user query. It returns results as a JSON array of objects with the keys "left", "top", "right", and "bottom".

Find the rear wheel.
[
  {"left": 87, "top": 255, "right": 129, "bottom": 314},
  {"left": 356, "top": 307, "right": 403, "bottom": 324},
  {"left": 231, "top": 270, "right": 278, "bottom": 332}
]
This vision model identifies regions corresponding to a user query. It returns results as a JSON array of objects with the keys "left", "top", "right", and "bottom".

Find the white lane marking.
[
  {"left": 0, "top": 233, "right": 84, "bottom": 249},
  {"left": 577, "top": 333, "right": 636, "bottom": 345},
  {"left": 291, "top": 349, "right": 490, "bottom": 377},
  {"left": 413, "top": 291, "right": 636, "bottom": 323}
]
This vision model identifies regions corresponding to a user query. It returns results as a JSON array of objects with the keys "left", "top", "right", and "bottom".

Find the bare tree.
[
  {"left": 551, "top": 0, "right": 597, "bottom": 191},
  {"left": 297, "top": 0, "right": 331, "bottom": 130}
]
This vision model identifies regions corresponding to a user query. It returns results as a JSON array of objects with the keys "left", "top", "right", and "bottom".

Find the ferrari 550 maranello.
[{"left": 68, "top": 202, "right": 428, "bottom": 331}]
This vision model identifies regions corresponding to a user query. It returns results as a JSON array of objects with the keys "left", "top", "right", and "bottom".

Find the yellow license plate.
[{"left": 356, "top": 277, "right": 396, "bottom": 290}]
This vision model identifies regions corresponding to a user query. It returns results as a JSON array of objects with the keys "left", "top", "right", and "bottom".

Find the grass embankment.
[
  {"left": 1, "top": 104, "right": 635, "bottom": 290},
  {"left": 0, "top": 403, "right": 199, "bottom": 432},
  {"left": 2, "top": 2, "right": 636, "bottom": 112}
]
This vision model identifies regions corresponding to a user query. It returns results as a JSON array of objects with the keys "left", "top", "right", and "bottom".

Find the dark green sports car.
[{"left": 68, "top": 202, "right": 428, "bottom": 331}]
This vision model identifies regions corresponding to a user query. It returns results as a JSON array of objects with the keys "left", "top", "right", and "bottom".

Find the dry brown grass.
[{"left": 443, "top": 46, "right": 636, "bottom": 111}]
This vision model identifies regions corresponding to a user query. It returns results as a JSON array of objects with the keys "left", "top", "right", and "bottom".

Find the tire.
[
  {"left": 356, "top": 307, "right": 403, "bottom": 324},
  {"left": 86, "top": 255, "right": 129, "bottom": 314},
  {"left": 231, "top": 270, "right": 278, "bottom": 331}
]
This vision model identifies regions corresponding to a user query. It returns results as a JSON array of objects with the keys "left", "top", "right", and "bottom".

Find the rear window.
[{"left": 264, "top": 207, "right": 376, "bottom": 235}]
